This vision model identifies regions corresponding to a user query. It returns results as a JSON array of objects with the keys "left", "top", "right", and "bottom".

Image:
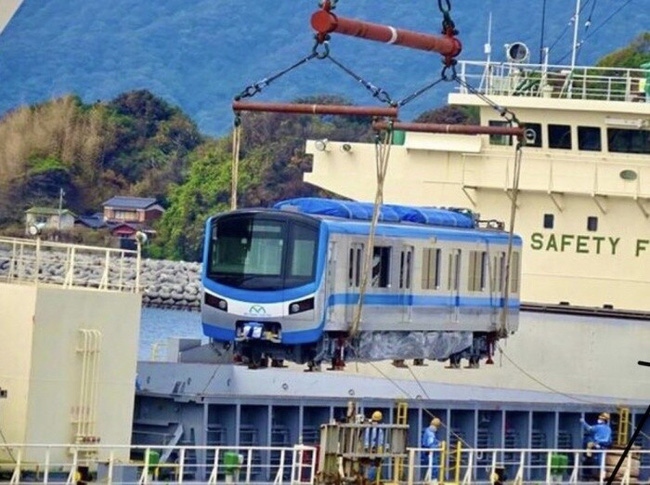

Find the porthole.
[{"left": 620, "top": 169, "right": 638, "bottom": 181}]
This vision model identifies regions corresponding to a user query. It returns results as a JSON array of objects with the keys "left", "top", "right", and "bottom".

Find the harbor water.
[{"left": 139, "top": 308, "right": 203, "bottom": 361}]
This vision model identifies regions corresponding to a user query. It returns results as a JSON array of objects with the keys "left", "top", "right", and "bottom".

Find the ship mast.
[{"left": 569, "top": 0, "right": 581, "bottom": 71}]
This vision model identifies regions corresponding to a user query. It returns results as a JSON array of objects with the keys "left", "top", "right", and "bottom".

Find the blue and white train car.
[{"left": 201, "top": 198, "right": 522, "bottom": 367}]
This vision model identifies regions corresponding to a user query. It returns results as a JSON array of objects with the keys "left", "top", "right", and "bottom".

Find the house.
[
  {"left": 75, "top": 213, "right": 107, "bottom": 230},
  {"left": 24, "top": 207, "right": 76, "bottom": 234},
  {"left": 102, "top": 196, "right": 164, "bottom": 224}
]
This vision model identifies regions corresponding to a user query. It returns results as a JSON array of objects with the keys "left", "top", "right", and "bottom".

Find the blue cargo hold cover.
[{"left": 274, "top": 198, "right": 475, "bottom": 228}]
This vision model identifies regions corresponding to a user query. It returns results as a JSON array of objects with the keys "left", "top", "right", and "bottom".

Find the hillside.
[{"left": 0, "top": 0, "right": 647, "bottom": 134}]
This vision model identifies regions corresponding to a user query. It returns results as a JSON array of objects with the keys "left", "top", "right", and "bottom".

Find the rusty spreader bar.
[
  {"left": 311, "top": 11, "right": 462, "bottom": 57},
  {"left": 372, "top": 121, "right": 525, "bottom": 139},
  {"left": 233, "top": 101, "right": 399, "bottom": 118}
]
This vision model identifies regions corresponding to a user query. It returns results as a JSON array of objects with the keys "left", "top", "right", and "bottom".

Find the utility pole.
[{"left": 57, "top": 187, "right": 64, "bottom": 231}]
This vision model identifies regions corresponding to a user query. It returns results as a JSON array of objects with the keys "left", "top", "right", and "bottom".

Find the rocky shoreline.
[{"left": 140, "top": 259, "right": 202, "bottom": 311}]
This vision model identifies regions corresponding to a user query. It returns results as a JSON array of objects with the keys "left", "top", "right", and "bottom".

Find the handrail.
[
  {"left": 1, "top": 443, "right": 645, "bottom": 485},
  {"left": 0, "top": 237, "right": 141, "bottom": 293}
]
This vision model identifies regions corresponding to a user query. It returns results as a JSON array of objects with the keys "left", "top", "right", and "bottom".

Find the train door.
[
  {"left": 398, "top": 245, "right": 413, "bottom": 322},
  {"left": 346, "top": 242, "right": 364, "bottom": 324},
  {"left": 491, "top": 250, "right": 506, "bottom": 320},
  {"left": 447, "top": 248, "right": 461, "bottom": 323}
]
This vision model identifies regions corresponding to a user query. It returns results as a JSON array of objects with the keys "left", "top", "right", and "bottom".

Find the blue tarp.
[{"left": 273, "top": 198, "right": 475, "bottom": 228}]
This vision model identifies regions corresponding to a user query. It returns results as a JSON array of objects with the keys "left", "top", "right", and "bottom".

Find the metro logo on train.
[{"left": 530, "top": 232, "right": 650, "bottom": 256}]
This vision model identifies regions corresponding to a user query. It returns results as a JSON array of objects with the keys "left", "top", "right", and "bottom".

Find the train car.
[{"left": 201, "top": 198, "right": 522, "bottom": 368}]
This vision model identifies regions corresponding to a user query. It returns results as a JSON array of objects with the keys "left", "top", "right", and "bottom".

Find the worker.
[
  {"left": 364, "top": 410, "right": 385, "bottom": 482},
  {"left": 421, "top": 417, "right": 442, "bottom": 482},
  {"left": 364, "top": 410, "right": 385, "bottom": 452},
  {"left": 580, "top": 412, "right": 612, "bottom": 477}
]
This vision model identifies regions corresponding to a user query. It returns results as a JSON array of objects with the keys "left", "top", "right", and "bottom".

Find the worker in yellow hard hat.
[
  {"left": 364, "top": 410, "right": 385, "bottom": 451},
  {"left": 364, "top": 410, "right": 386, "bottom": 482},
  {"left": 421, "top": 417, "right": 442, "bottom": 482}
]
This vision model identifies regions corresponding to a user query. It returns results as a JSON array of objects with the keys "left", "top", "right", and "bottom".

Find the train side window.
[
  {"left": 447, "top": 249, "right": 461, "bottom": 291},
  {"left": 510, "top": 252, "right": 520, "bottom": 294},
  {"left": 548, "top": 124, "right": 572, "bottom": 149},
  {"left": 494, "top": 252, "right": 506, "bottom": 292},
  {"left": 348, "top": 243, "right": 364, "bottom": 288},
  {"left": 468, "top": 251, "right": 487, "bottom": 292},
  {"left": 421, "top": 248, "right": 441, "bottom": 290},
  {"left": 372, "top": 246, "right": 391, "bottom": 288},
  {"left": 399, "top": 247, "right": 413, "bottom": 289}
]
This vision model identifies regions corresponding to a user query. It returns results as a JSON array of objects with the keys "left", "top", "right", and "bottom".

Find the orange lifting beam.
[
  {"left": 233, "top": 100, "right": 399, "bottom": 118},
  {"left": 373, "top": 121, "right": 525, "bottom": 139},
  {"left": 311, "top": 11, "right": 462, "bottom": 57}
]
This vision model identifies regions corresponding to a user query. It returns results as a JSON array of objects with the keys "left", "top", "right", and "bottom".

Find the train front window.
[{"left": 209, "top": 215, "right": 319, "bottom": 289}]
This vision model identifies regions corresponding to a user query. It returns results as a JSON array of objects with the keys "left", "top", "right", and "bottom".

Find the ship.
[{"left": 2, "top": 3, "right": 650, "bottom": 485}]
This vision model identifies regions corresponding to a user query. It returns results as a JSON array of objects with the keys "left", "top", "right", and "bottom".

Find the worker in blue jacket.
[
  {"left": 421, "top": 417, "right": 442, "bottom": 482},
  {"left": 581, "top": 412, "right": 612, "bottom": 476}
]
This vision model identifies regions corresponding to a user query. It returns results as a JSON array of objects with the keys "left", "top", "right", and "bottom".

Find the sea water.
[{"left": 139, "top": 308, "right": 204, "bottom": 360}]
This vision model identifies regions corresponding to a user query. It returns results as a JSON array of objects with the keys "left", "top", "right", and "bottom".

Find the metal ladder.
[
  {"left": 394, "top": 401, "right": 408, "bottom": 481},
  {"left": 617, "top": 407, "right": 631, "bottom": 447}
]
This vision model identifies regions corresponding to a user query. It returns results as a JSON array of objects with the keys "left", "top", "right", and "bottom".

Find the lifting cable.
[
  {"left": 349, "top": 124, "right": 393, "bottom": 338},
  {"left": 347, "top": 0, "right": 462, "bottom": 339},
  {"left": 453, "top": 75, "right": 525, "bottom": 338}
]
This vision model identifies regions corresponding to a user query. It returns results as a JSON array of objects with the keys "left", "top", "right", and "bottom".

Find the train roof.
[{"left": 274, "top": 198, "right": 476, "bottom": 228}]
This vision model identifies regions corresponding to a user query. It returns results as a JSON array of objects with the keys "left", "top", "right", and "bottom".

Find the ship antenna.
[
  {"left": 539, "top": 0, "right": 547, "bottom": 64},
  {"left": 484, "top": 12, "right": 492, "bottom": 64}
]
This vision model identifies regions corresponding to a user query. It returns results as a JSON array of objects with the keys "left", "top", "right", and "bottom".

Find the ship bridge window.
[
  {"left": 372, "top": 246, "right": 391, "bottom": 288},
  {"left": 548, "top": 124, "right": 572, "bottom": 149},
  {"left": 523, "top": 123, "right": 542, "bottom": 147},
  {"left": 488, "top": 120, "right": 512, "bottom": 146},
  {"left": 543, "top": 214, "right": 554, "bottom": 229},
  {"left": 607, "top": 128, "right": 650, "bottom": 154},
  {"left": 578, "top": 126, "right": 602, "bottom": 151}
]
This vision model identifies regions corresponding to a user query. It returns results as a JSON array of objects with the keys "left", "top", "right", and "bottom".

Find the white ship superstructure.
[{"left": 305, "top": 58, "right": 650, "bottom": 312}]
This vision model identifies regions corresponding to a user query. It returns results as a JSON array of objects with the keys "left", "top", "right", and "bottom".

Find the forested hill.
[{"left": 0, "top": 1, "right": 648, "bottom": 135}]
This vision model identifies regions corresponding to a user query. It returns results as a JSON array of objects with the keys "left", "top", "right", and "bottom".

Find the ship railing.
[
  {"left": 0, "top": 443, "right": 646, "bottom": 484},
  {"left": 409, "top": 445, "right": 644, "bottom": 485},
  {"left": 454, "top": 60, "right": 649, "bottom": 103},
  {"left": 0, "top": 236, "right": 142, "bottom": 293},
  {"left": 0, "top": 443, "right": 318, "bottom": 485}
]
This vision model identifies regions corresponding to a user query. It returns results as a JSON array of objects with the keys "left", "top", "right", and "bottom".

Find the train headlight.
[
  {"left": 288, "top": 297, "right": 315, "bottom": 315},
  {"left": 204, "top": 293, "right": 228, "bottom": 312}
]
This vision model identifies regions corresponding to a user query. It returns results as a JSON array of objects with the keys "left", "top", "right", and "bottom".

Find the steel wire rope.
[
  {"left": 231, "top": 118, "right": 242, "bottom": 210},
  {"left": 360, "top": 360, "right": 472, "bottom": 449},
  {"left": 349, "top": 128, "right": 393, "bottom": 337},
  {"left": 325, "top": 55, "right": 396, "bottom": 106},
  {"left": 553, "top": 0, "right": 633, "bottom": 65},
  {"left": 546, "top": 0, "right": 590, "bottom": 57},
  {"left": 453, "top": 75, "right": 523, "bottom": 337}
]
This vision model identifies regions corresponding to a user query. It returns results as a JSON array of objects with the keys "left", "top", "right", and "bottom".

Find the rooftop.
[{"left": 103, "top": 196, "right": 159, "bottom": 210}]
